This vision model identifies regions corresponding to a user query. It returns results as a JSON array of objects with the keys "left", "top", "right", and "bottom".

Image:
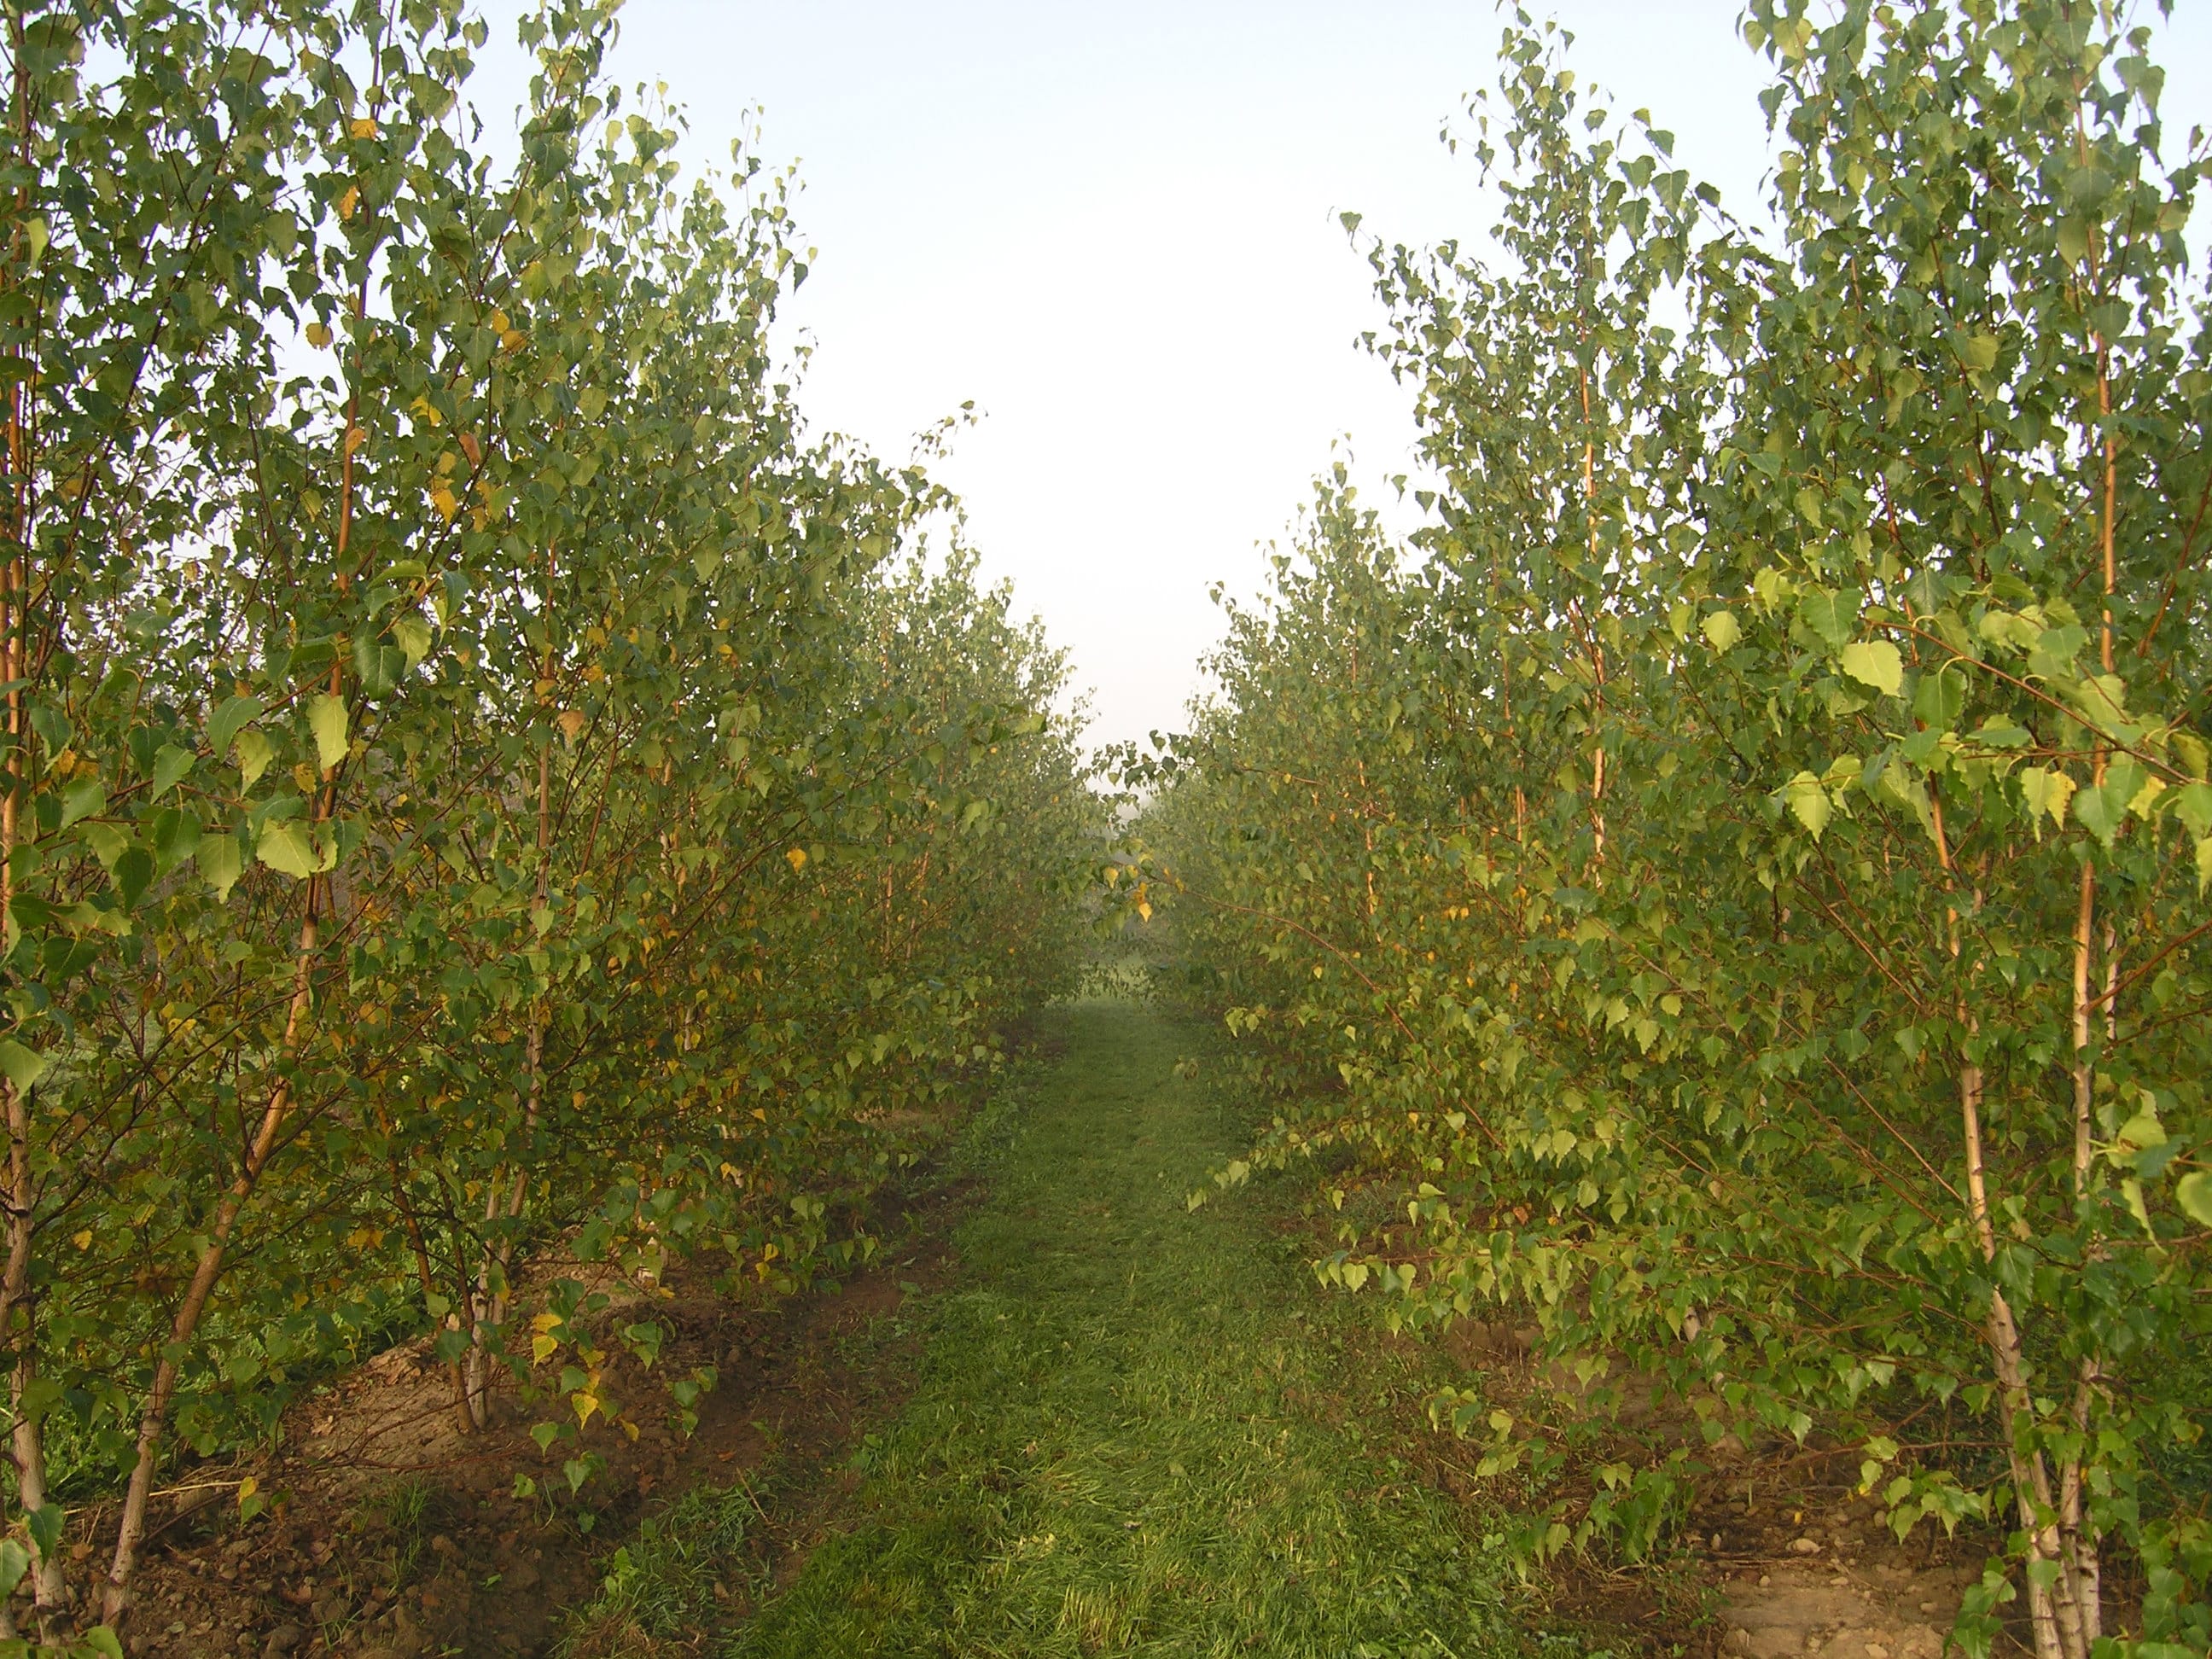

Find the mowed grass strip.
[{"left": 727, "top": 998, "right": 1543, "bottom": 1659}]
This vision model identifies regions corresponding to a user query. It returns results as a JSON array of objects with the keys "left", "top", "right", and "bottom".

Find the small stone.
[
  {"left": 263, "top": 1625, "right": 306, "bottom": 1657},
  {"left": 1918, "top": 1601, "right": 1937, "bottom": 1613},
  {"left": 1790, "top": 1536, "right": 1824, "bottom": 1554},
  {"left": 1711, "top": 1532, "right": 1724, "bottom": 1548},
  {"left": 1760, "top": 1573, "right": 1773, "bottom": 1586},
  {"left": 1867, "top": 1644, "right": 1891, "bottom": 1659}
]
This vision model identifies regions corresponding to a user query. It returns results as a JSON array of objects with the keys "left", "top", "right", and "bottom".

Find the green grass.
[{"left": 723, "top": 997, "right": 1551, "bottom": 1659}]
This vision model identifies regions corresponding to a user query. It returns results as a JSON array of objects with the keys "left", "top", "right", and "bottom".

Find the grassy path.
[{"left": 726, "top": 998, "right": 1540, "bottom": 1658}]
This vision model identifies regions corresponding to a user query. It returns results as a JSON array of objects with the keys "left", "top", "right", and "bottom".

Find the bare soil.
[{"left": 108, "top": 1171, "right": 980, "bottom": 1659}]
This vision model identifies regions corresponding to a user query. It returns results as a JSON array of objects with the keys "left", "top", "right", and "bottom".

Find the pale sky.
[{"left": 468, "top": 3, "right": 2209, "bottom": 754}]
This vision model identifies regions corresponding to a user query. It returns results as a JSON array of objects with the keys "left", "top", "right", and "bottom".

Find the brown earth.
[
  {"left": 1414, "top": 1316, "right": 2029, "bottom": 1657},
  {"left": 100, "top": 1168, "right": 980, "bottom": 1659}
]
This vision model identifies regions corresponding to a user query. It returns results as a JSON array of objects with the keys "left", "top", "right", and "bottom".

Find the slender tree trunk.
[
  {"left": 1932, "top": 800, "right": 2069, "bottom": 1657},
  {"left": 2040, "top": 84, "right": 2125, "bottom": 1649},
  {"left": 466, "top": 555, "right": 558, "bottom": 1425},
  {"left": 0, "top": 12, "right": 66, "bottom": 1629},
  {"left": 1578, "top": 358, "right": 1606, "bottom": 863},
  {"left": 102, "top": 905, "right": 321, "bottom": 1624},
  {"left": 1960, "top": 1054, "right": 2067, "bottom": 1659}
]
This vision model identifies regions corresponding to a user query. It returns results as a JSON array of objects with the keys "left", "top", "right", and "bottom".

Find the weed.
[
  {"left": 366, "top": 1476, "right": 439, "bottom": 1592},
  {"left": 726, "top": 998, "right": 1545, "bottom": 1657},
  {"left": 559, "top": 1487, "right": 755, "bottom": 1657}
]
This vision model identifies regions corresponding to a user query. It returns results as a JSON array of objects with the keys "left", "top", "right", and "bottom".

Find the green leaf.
[
  {"left": 59, "top": 778, "right": 105, "bottom": 829},
  {"left": 0, "top": 1041, "right": 49, "bottom": 1093},
  {"left": 2075, "top": 785, "right": 2124, "bottom": 847},
  {"left": 0, "top": 1539, "right": 26, "bottom": 1598},
  {"left": 391, "top": 614, "right": 433, "bottom": 668},
  {"left": 78, "top": 1630, "right": 125, "bottom": 1659},
  {"left": 1701, "top": 610, "right": 1742, "bottom": 653},
  {"left": 2028, "top": 625, "right": 2088, "bottom": 679},
  {"left": 2018, "top": 767, "right": 2075, "bottom": 834},
  {"left": 2073, "top": 761, "right": 2145, "bottom": 848},
  {"left": 2116, "top": 1110, "right": 2166, "bottom": 1150},
  {"left": 151, "top": 807, "right": 200, "bottom": 873},
  {"left": 26, "top": 1503, "right": 61, "bottom": 1560},
  {"left": 355, "top": 640, "right": 407, "bottom": 698},
  {"left": 234, "top": 729, "right": 273, "bottom": 789},
  {"left": 2178, "top": 1172, "right": 2212, "bottom": 1229},
  {"left": 83, "top": 823, "right": 126, "bottom": 869},
  {"left": 206, "top": 695, "right": 264, "bottom": 760},
  {"left": 255, "top": 820, "right": 320, "bottom": 879},
  {"left": 1839, "top": 640, "right": 1903, "bottom": 696},
  {"left": 2068, "top": 672, "right": 2129, "bottom": 732},
  {"left": 201, "top": 834, "right": 243, "bottom": 902},
  {"left": 1783, "top": 771, "right": 1831, "bottom": 840},
  {"left": 2173, "top": 731, "right": 2209, "bottom": 780},
  {"left": 2105, "top": 754, "right": 2147, "bottom": 810},
  {"left": 111, "top": 845, "right": 154, "bottom": 910},
  {"left": 1797, "top": 587, "right": 1860, "bottom": 649},
  {"left": 150, "top": 743, "right": 194, "bottom": 796},
  {"left": 307, "top": 695, "right": 349, "bottom": 772},
  {"left": 2169, "top": 781, "right": 2212, "bottom": 838},
  {"left": 1913, "top": 667, "right": 1965, "bottom": 727}
]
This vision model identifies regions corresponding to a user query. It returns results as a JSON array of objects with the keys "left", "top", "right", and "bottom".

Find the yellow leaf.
[
  {"left": 557, "top": 707, "right": 589, "bottom": 745},
  {"left": 308, "top": 693, "right": 349, "bottom": 771},
  {"left": 500, "top": 328, "right": 527, "bottom": 352},
  {"left": 1839, "top": 639, "right": 1903, "bottom": 696},
  {"left": 531, "top": 1334, "right": 558, "bottom": 1364},
  {"left": 786, "top": 847, "right": 807, "bottom": 871},
  {"left": 428, "top": 485, "right": 457, "bottom": 522},
  {"left": 1137, "top": 900, "right": 1153, "bottom": 922},
  {"left": 70, "top": 1228, "right": 91, "bottom": 1250},
  {"left": 349, "top": 116, "right": 378, "bottom": 138},
  {"left": 344, "top": 425, "right": 366, "bottom": 457},
  {"left": 338, "top": 184, "right": 358, "bottom": 220},
  {"left": 571, "top": 1390, "right": 600, "bottom": 1428},
  {"left": 1783, "top": 771, "right": 1831, "bottom": 840},
  {"left": 305, "top": 322, "right": 332, "bottom": 349}
]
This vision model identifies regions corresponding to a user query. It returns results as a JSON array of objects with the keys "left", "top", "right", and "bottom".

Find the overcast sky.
[{"left": 469, "top": 2, "right": 2209, "bottom": 754}]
